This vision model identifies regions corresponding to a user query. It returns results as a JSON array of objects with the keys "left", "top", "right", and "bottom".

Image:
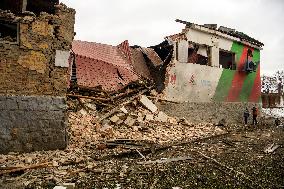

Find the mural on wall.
[
  {"left": 213, "top": 42, "right": 261, "bottom": 103},
  {"left": 165, "top": 42, "right": 261, "bottom": 103}
]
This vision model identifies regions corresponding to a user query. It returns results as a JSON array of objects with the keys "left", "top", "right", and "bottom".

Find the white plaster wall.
[
  {"left": 165, "top": 63, "right": 223, "bottom": 102},
  {"left": 55, "top": 50, "right": 70, "bottom": 68},
  {"left": 186, "top": 29, "right": 214, "bottom": 46},
  {"left": 219, "top": 37, "right": 233, "bottom": 51},
  {"left": 178, "top": 40, "right": 188, "bottom": 63}
]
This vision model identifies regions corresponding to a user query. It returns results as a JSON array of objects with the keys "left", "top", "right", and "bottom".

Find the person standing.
[
  {"left": 252, "top": 106, "right": 258, "bottom": 125},
  {"left": 243, "top": 108, "right": 250, "bottom": 125}
]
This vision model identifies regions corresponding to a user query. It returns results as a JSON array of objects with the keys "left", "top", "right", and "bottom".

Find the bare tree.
[{"left": 261, "top": 70, "right": 284, "bottom": 94}]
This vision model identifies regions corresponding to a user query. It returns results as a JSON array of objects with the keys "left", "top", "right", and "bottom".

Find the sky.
[{"left": 61, "top": 0, "right": 284, "bottom": 75}]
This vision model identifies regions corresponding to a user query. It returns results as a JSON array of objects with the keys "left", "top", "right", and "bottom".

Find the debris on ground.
[
  {"left": 264, "top": 143, "right": 280, "bottom": 154},
  {"left": 0, "top": 85, "right": 283, "bottom": 188}
]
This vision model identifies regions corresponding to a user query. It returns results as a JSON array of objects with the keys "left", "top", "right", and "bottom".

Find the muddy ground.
[{"left": 1, "top": 123, "right": 283, "bottom": 189}]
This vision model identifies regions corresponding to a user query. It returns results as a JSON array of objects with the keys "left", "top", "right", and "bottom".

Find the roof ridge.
[{"left": 73, "top": 40, "right": 119, "bottom": 48}]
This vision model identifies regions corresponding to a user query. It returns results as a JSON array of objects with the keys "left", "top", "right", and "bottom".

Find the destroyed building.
[
  {"left": 160, "top": 20, "right": 263, "bottom": 102},
  {"left": 154, "top": 20, "right": 264, "bottom": 123},
  {"left": 68, "top": 20, "right": 264, "bottom": 124},
  {"left": 0, "top": 0, "right": 75, "bottom": 153}
]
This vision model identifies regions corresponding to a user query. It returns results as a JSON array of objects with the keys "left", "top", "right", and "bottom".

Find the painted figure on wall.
[{"left": 244, "top": 49, "right": 255, "bottom": 72}]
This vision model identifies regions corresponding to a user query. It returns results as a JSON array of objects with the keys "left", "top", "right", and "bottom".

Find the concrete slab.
[{"left": 139, "top": 95, "right": 158, "bottom": 113}]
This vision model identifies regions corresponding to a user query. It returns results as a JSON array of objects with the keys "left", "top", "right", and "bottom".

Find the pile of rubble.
[
  {"left": 0, "top": 87, "right": 226, "bottom": 188},
  {"left": 68, "top": 89, "right": 225, "bottom": 148}
]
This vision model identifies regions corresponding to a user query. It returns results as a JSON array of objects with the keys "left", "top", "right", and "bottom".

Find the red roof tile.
[
  {"left": 72, "top": 40, "right": 139, "bottom": 92},
  {"left": 165, "top": 32, "right": 187, "bottom": 41}
]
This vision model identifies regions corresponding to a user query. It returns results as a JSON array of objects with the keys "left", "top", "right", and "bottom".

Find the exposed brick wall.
[{"left": 0, "top": 4, "right": 75, "bottom": 153}]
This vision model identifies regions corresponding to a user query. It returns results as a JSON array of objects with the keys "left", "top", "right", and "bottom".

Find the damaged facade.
[
  {"left": 0, "top": 0, "right": 75, "bottom": 153},
  {"left": 68, "top": 20, "right": 264, "bottom": 124},
  {"left": 154, "top": 20, "right": 264, "bottom": 123},
  {"left": 163, "top": 19, "right": 263, "bottom": 103}
]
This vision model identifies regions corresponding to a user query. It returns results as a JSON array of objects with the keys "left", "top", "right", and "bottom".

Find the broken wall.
[{"left": 0, "top": 4, "right": 75, "bottom": 153}]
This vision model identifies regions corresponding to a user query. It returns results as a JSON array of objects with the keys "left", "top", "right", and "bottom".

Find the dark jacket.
[{"left": 244, "top": 109, "right": 250, "bottom": 118}]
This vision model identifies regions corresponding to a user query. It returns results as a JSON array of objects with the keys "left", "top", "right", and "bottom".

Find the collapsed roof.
[{"left": 71, "top": 40, "right": 162, "bottom": 92}]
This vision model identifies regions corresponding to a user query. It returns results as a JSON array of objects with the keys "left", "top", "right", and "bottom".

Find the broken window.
[
  {"left": 219, "top": 50, "right": 235, "bottom": 70},
  {"left": 0, "top": 20, "right": 18, "bottom": 43},
  {"left": 0, "top": 0, "right": 23, "bottom": 14},
  {"left": 188, "top": 43, "right": 210, "bottom": 66}
]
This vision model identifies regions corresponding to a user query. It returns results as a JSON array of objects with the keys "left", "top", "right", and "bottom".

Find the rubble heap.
[{"left": 0, "top": 87, "right": 225, "bottom": 188}]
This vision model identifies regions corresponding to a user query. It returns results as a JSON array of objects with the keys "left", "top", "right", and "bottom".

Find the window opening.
[
  {"left": 219, "top": 50, "right": 235, "bottom": 70},
  {"left": 188, "top": 43, "right": 210, "bottom": 66},
  {"left": 0, "top": 20, "right": 18, "bottom": 43}
]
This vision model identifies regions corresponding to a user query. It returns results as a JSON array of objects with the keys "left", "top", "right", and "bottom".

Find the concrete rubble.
[{"left": 139, "top": 95, "right": 158, "bottom": 113}]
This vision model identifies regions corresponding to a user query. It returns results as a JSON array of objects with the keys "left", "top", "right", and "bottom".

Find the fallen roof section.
[
  {"left": 71, "top": 40, "right": 158, "bottom": 92},
  {"left": 72, "top": 40, "right": 140, "bottom": 92},
  {"left": 130, "top": 48, "right": 152, "bottom": 79}
]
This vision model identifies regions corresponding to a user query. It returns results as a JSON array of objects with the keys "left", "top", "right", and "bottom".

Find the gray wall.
[
  {"left": 0, "top": 95, "right": 67, "bottom": 154},
  {"left": 158, "top": 101, "right": 261, "bottom": 124}
]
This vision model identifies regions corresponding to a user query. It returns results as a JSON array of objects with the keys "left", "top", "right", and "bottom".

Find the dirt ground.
[
  {"left": 73, "top": 125, "right": 284, "bottom": 189},
  {"left": 0, "top": 122, "right": 283, "bottom": 189}
]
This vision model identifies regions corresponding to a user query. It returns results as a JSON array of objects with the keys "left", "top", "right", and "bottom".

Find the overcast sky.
[{"left": 61, "top": 0, "right": 284, "bottom": 75}]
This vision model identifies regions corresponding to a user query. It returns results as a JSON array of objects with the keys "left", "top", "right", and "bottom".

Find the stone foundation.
[
  {"left": 157, "top": 101, "right": 261, "bottom": 124},
  {"left": 0, "top": 95, "right": 67, "bottom": 154}
]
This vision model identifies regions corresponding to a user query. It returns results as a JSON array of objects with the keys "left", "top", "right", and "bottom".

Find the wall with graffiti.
[{"left": 164, "top": 41, "right": 261, "bottom": 103}]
